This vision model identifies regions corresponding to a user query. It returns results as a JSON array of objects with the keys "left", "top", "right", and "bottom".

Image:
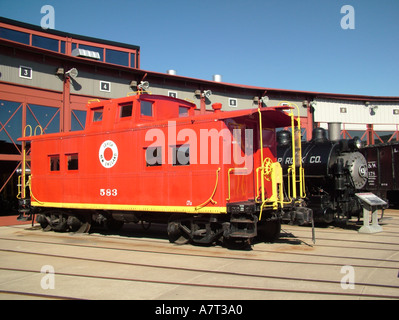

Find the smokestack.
[{"left": 328, "top": 123, "right": 341, "bottom": 141}]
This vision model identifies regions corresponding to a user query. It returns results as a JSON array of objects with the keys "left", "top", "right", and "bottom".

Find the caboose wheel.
[
  {"left": 68, "top": 214, "right": 92, "bottom": 233},
  {"left": 167, "top": 215, "right": 191, "bottom": 245},
  {"left": 48, "top": 211, "right": 68, "bottom": 232},
  {"left": 36, "top": 214, "right": 50, "bottom": 230},
  {"left": 141, "top": 220, "right": 151, "bottom": 230}
]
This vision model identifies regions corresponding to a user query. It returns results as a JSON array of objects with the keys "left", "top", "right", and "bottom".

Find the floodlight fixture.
[{"left": 65, "top": 68, "right": 78, "bottom": 78}]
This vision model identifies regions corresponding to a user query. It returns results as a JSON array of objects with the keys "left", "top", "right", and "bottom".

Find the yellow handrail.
[
  {"left": 195, "top": 168, "right": 221, "bottom": 210},
  {"left": 26, "top": 175, "right": 44, "bottom": 205},
  {"left": 278, "top": 101, "right": 306, "bottom": 201},
  {"left": 88, "top": 99, "right": 101, "bottom": 104},
  {"left": 34, "top": 125, "right": 43, "bottom": 136},
  {"left": 16, "top": 175, "right": 22, "bottom": 199},
  {"left": 19, "top": 125, "right": 42, "bottom": 200},
  {"left": 126, "top": 90, "right": 152, "bottom": 96},
  {"left": 257, "top": 161, "right": 285, "bottom": 220},
  {"left": 24, "top": 125, "right": 32, "bottom": 137},
  {"left": 257, "top": 108, "right": 265, "bottom": 203}
]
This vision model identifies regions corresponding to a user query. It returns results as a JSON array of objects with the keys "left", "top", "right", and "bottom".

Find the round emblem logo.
[{"left": 99, "top": 140, "right": 118, "bottom": 168}]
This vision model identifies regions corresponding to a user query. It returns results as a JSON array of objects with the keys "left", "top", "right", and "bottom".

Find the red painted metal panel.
[{"left": 24, "top": 94, "right": 293, "bottom": 212}]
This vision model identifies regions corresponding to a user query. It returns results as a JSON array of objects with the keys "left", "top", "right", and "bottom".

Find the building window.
[
  {"left": 92, "top": 107, "right": 104, "bottom": 122},
  {"left": 26, "top": 104, "right": 60, "bottom": 134},
  {"left": 141, "top": 101, "right": 153, "bottom": 117},
  {"left": 130, "top": 53, "right": 136, "bottom": 68},
  {"left": 49, "top": 155, "right": 60, "bottom": 172},
  {"left": 67, "top": 154, "right": 79, "bottom": 171},
  {"left": 0, "top": 27, "right": 30, "bottom": 45},
  {"left": 145, "top": 146, "right": 162, "bottom": 167},
  {"left": 394, "top": 109, "right": 399, "bottom": 115},
  {"left": 32, "top": 35, "right": 59, "bottom": 52},
  {"left": 120, "top": 103, "right": 133, "bottom": 118},
  {"left": 172, "top": 145, "right": 190, "bottom": 166},
  {"left": 106, "top": 49, "right": 129, "bottom": 66},
  {"left": 71, "top": 110, "right": 86, "bottom": 131},
  {"left": 0, "top": 100, "right": 22, "bottom": 146},
  {"left": 60, "top": 41, "right": 66, "bottom": 54}
]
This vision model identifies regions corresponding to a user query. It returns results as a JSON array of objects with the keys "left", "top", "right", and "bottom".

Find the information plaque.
[
  {"left": 355, "top": 192, "right": 387, "bottom": 207},
  {"left": 355, "top": 192, "right": 386, "bottom": 234}
]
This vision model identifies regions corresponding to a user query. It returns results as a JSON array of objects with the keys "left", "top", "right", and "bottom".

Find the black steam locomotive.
[{"left": 277, "top": 127, "right": 368, "bottom": 223}]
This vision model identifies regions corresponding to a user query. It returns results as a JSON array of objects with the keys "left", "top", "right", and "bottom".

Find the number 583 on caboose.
[{"left": 17, "top": 93, "right": 310, "bottom": 246}]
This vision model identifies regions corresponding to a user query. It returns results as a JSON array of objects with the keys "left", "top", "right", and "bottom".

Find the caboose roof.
[
  {"left": 201, "top": 106, "right": 295, "bottom": 128},
  {"left": 18, "top": 94, "right": 294, "bottom": 142}
]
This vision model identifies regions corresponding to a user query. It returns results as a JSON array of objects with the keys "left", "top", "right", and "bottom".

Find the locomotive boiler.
[{"left": 277, "top": 126, "right": 368, "bottom": 223}]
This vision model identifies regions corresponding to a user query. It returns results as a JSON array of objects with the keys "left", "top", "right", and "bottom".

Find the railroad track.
[{"left": 0, "top": 210, "right": 399, "bottom": 300}]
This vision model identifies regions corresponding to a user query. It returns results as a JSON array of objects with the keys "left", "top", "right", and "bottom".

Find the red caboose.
[{"left": 18, "top": 93, "right": 297, "bottom": 245}]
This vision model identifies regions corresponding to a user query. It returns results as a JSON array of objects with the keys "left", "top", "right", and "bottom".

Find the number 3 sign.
[{"left": 19, "top": 66, "right": 32, "bottom": 79}]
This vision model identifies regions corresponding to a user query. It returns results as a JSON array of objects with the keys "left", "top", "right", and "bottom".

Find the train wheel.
[
  {"left": 167, "top": 214, "right": 191, "bottom": 245},
  {"left": 36, "top": 214, "right": 50, "bottom": 230},
  {"left": 141, "top": 220, "right": 151, "bottom": 230},
  {"left": 48, "top": 211, "right": 68, "bottom": 232},
  {"left": 68, "top": 215, "right": 92, "bottom": 233},
  {"left": 257, "top": 220, "right": 281, "bottom": 243}
]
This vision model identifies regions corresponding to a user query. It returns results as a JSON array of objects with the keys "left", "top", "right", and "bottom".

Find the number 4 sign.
[
  {"left": 19, "top": 66, "right": 32, "bottom": 79},
  {"left": 100, "top": 81, "right": 111, "bottom": 92}
]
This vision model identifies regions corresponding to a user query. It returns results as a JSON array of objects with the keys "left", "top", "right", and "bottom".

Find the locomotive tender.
[
  {"left": 18, "top": 93, "right": 305, "bottom": 245},
  {"left": 277, "top": 127, "right": 368, "bottom": 223}
]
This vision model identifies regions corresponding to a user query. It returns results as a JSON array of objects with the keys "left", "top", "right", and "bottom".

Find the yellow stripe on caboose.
[{"left": 30, "top": 200, "right": 227, "bottom": 214}]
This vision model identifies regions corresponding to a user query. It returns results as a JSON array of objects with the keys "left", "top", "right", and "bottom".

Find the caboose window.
[
  {"left": 140, "top": 100, "right": 153, "bottom": 117},
  {"left": 92, "top": 107, "right": 103, "bottom": 122},
  {"left": 49, "top": 155, "right": 60, "bottom": 172},
  {"left": 179, "top": 106, "right": 189, "bottom": 117},
  {"left": 120, "top": 103, "right": 133, "bottom": 118},
  {"left": 67, "top": 154, "right": 79, "bottom": 171},
  {"left": 145, "top": 147, "right": 162, "bottom": 167},
  {"left": 172, "top": 145, "right": 190, "bottom": 166}
]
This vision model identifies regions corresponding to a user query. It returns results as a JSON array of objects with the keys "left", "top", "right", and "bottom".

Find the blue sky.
[{"left": 1, "top": 0, "right": 398, "bottom": 96}]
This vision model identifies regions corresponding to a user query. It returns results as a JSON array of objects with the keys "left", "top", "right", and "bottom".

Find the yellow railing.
[
  {"left": 126, "top": 90, "right": 152, "bottom": 96},
  {"left": 195, "top": 167, "right": 221, "bottom": 210},
  {"left": 87, "top": 99, "right": 101, "bottom": 104},
  {"left": 278, "top": 101, "right": 306, "bottom": 201},
  {"left": 256, "top": 108, "right": 285, "bottom": 220},
  {"left": 17, "top": 125, "right": 42, "bottom": 200},
  {"left": 257, "top": 160, "right": 284, "bottom": 221},
  {"left": 255, "top": 102, "right": 307, "bottom": 220}
]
